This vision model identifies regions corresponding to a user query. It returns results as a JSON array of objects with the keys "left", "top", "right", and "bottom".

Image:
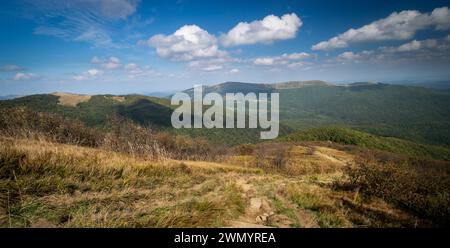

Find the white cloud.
[
  {"left": 230, "top": 68, "right": 240, "bottom": 74},
  {"left": 73, "top": 75, "right": 87, "bottom": 81},
  {"left": 184, "top": 56, "right": 242, "bottom": 72},
  {"left": 431, "top": 7, "right": 450, "bottom": 30},
  {"left": 0, "top": 64, "right": 25, "bottom": 72},
  {"left": 73, "top": 68, "right": 104, "bottom": 81},
  {"left": 312, "top": 7, "right": 450, "bottom": 50},
  {"left": 396, "top": 39, "right": 438, "bottom": 52},
  {"left": 221, "top": 13, "right": 302, "bottom": 46},
  {"left": 334, "top": 36, "right": 450, "bottom": 64},
  {"left": 13, "top": 73, "right": 38, "bottom": 80},
  {"left": 254, "top": 57, "right": 275, "bottom": 66},
  {"left": 87, "top": 69, "right": 103, "bottom": 77},
  {"left": 187, "top": 58, "right": 226, "bottom": 72},
  {"left": 27, "top": 0, "right": 140, "bottom": 47},
  {"left": 202, "top": 65, "right": 223, "bottom": 71},
  {"left": 253, "top": 52, "right": 312, "bottom": 67},
  {"left": 93, "top": 0, "right": 140, "bottom": 19},
  {"left": 337, "top": 51, "right": 362, "bottom": 60},
  {"left": 103, "top": 57, "right": 122, "bottom": 69},
  {"left": 91, "top": 56, "right": 122, "bottom": 69},
  {"left": 281, "top": 52, "right": 311, "bottom": 60},
  {"left": 124, "top": 63, "right": 139, "bottom": 70},
  {"left": 148, "top": 25, "right": 225, "bottom": 61},
  {"left": 123, "top": 63, "right": 161, "bottom": 78},
  {"left": 287, "top": 61, "right": 313, "bottom": 69},
  {"left": 109, "top": 57, "right": 120, "bottom": 63}
]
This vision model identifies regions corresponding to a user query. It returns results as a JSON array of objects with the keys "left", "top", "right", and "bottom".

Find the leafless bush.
[
  {"left": 101, "top": 115, "right": 163, "bottom": 159},
  {"left": 0, "top": 107, "right": 103, "bottom": 147},
  {"left": 253, "top": 143, "right": 292, "bottom": 171},
  {"left": 254, "top": 144, "right": 266, "bottom": 168},
  {"left": 235, "top": 144, "right": 255, "bottom": 155},
  {"left": 341, "top": 154, "right": 450, "bottom": 226},
  {"left": 0, "top": 108, "right": 228, "bottom": 162}
]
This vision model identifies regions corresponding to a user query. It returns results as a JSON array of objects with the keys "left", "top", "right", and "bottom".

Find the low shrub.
[{"left": 343, "top": 154, "right": 450, "bottom": 226}]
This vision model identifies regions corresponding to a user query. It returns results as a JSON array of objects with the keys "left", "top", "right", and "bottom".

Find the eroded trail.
[{"left": 223, "top": 145, "right": 355, "bottom": 228}]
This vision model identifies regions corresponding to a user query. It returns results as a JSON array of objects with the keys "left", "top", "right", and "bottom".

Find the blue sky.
[{"left": 1, "top": 0, "right": 450, "bottom": 95}]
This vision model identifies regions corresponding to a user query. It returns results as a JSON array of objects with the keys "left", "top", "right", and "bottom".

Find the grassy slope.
[
  {"left": 0, "top": 137, "right": 433, "bottom": 227},
  {"left": 0, "top": 94, "right": 173, "bottom": 128},
  {"left": 279, "top": 126, "right": 450, "bottom": 161}
]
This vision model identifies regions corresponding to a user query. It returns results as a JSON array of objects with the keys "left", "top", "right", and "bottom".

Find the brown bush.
[
  {"left": 101, "top": 115, "right": 167, "bottom": 159},
  {"left": 343, "top": 154, "right": 450, "bottom": 226},
  {"left": 253, "top": 143, "right": 292, "bottom": 172},
  {"left": 0, "top": 108, "right": 228, "bottom": 161},
  {"left": 235, "top": 144, "right": 255, "bottom": 155},
  {"left": 0, "top": 107, "right": 103, "bottom": 147}
]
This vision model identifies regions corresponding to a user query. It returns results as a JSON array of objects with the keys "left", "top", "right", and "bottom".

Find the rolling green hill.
[
  {"left": 277, "top": 83, "right": 450, "bottom": 146},
  {"left": 278, "top": 126, "right": 450, "bottom": 161},
  {"left": 1, "top": 80, "right": 450, "bottom": 147},
  {"left": 181, "top": 81, "right": 450, "bottom": 147},
  {"left": 0, "top": 92, "right": 291, "bottom": 145},
  {"left": 0, "top": 93, "right": 173, "bottom": 127}
]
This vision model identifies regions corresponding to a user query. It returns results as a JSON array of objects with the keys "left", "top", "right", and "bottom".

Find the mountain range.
[{"left": 1, "top": 80, "right": 450, "bottom": 147}]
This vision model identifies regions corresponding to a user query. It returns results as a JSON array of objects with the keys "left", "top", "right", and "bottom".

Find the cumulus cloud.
[
  {"left": 396, "top": 39, "right": 438, "bottom": 52},
  {"left": 379, "top": 37, "right": 450, "bottom": 55},
  {"left": 186, "top": 57, "right": 239, "bottom": 72},
  {"left": 312, "top": 7, "right": 450, "bottom": 51},
  {"left": 221, "top": 13, "right": 302, "bottom": 46},
  {"left": 254, "top": 57, "right": 276, "bottom": 66},
  {"left": 229, "top": 68, "right": 240, "bottom": 74},
  {"left": 87, "top": 69, "right": 103, "bottom": 77},
  {"left": 147, "top": 25, "right": 226, "bottom": 61},
  {"left": 124, "top": 63, "right": 139, "bottom": 70},
  {"left": 337, "top": 51, "right": 363, "bottom": 60},
  {"left": 0, "top": 64, "right": 25, "bottom": 72},
  {"left": 91, "top": 56, "right": 122, "bottom": 69},
  {"left": 73, "top": 68, "right": 104, "bottom": 81},
  {"left": 253, "top": 52, "right": 312, "bottom": 67},
  {"left": 200, "top": 64, "right": 223, "bottom": 72},
  {"left": 124, "top": 63, "right": 161, "bottom": 78},
  {"left": 13, "top": 73, "right": 39, "bottom": 80},
  {"left": 103, "top": 57, "right": 122, "bottom": 69},
  {"left": 335, "top": 36, "right": 450, "bottom": 64}
]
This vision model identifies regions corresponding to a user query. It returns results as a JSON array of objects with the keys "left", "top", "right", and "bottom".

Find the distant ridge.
[
  {"left": 0, "top": 94, "right": 21, "bottom": 100},
  {"left": 183, "top": 81, "right": 273, "bottom": 96},
  {"left": 183, "top": 80, "right": 331, "bottom": 96},
  {"left": 184, "top": 80, "right": 391, "bottom": 93},
  {"left": 271, "top": 80, "right": 329, "bottom": 89}
]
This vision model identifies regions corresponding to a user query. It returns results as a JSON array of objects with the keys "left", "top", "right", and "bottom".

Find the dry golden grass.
[
  {"left": 0, "top": 137, "right": 431, "bottom": 228},
  {"left": 110, "top": 96, "right": 125, "bottom": 102},
  {"left": 227, "top": 144, "right": 354, "bottom": 176},
  {"left": 52, "top": 92, "right": 91, "bottom": 107}
]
